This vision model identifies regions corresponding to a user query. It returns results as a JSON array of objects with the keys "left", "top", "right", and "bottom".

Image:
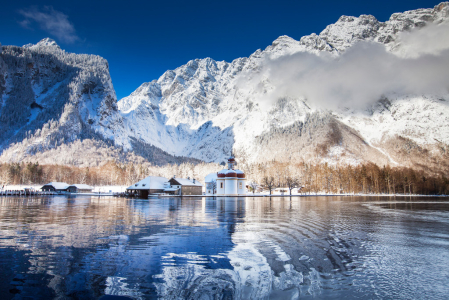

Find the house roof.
[
  {"left": 41, "top": 182, "right": 69, "bottom": 190},
  {"left": 205, "top": 172, "right": 218, "bottom": 182},
  {"left": 170, "top": 177, "right": 203, "bottom": 187},
  {"left": 126, "top": 176, "right": 169, "bottom": 190},
  {"left": 68, "top": 184, "right": 93, "bottom": 190}
]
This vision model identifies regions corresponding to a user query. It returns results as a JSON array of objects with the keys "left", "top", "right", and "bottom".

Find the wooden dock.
[
  {"left": 0, "top": 190, "right": 58, "bottom": 196},
  {"left": 0, "top": 190, "right": 124, "bottom": 197}
]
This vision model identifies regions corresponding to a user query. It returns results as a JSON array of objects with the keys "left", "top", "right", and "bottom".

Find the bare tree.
[
  {"left": 248, "top": 182, "right": 258, "bottom": 194},
  {"left": 262, "top": 175, "right": 276, "bottom": 195},
  {"left": 126, "top": 164, "right": 139, "bottom": 185},
  {"left": 78, "top": 168, "right": 88, "bottom": 184},
  {"left": 210, "top": 179, "right": 217, "bottom": 194},
  {"left": 285, "top": 176, "right": 299, "bottom": 196},
  {"left": 0, "top": 166, "right": 12, "bottom": 186},
  {"left": 283, "top": 164, "right": 301, "bottom": 195}
]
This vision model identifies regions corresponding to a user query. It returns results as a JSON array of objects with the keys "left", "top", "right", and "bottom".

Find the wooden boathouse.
[
  {"left": 126, "top": 176, "right": 170, "bottom": 198},
  {"left": 168, "top": 176, "right": 203, "bottom": 196},
  {"left": 41, "top": 182, "right": 70, "bottom": 192}
]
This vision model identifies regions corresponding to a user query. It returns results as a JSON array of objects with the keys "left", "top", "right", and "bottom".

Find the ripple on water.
[{"left": 0, "top": 196, "right": 448, "bottom": 299}]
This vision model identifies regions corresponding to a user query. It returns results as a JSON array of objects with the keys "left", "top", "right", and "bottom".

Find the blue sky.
[{"left": 0, "top": 0, "right": 441, "bottom": 99}]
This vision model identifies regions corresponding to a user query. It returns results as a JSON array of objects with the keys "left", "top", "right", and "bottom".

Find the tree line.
[
  {"left": 0, "top": 161, "right": 221, "bottom": 188},
  {"left": 246, "top": 161, "right": 449, "bottom": 195},
  {"left": 0, "top": 160, "right": 447, "bottom": 195}
]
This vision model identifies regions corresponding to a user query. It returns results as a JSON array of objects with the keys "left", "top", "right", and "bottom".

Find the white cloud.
[
  {"left": 244, "top": 23, "right": 449, "bottom": 110},
  {"left": 394, "top": 23, "right": 449, "bottom": 58},
  {"left": 18, "top": 6, "right": 79, "bottom": 44}
]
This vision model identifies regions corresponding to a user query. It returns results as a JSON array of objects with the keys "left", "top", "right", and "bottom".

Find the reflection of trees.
[{"left": 0, "top": 197, "right": 229, "bottom": 250}]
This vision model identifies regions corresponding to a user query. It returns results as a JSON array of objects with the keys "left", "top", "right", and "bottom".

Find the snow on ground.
[{"left": 1, "top": 185, "right": 444, "bottom": 197}]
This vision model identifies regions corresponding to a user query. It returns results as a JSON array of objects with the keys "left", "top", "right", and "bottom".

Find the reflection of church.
[{"left": 205, "top": 156, "right": 246, "bottom": 196}]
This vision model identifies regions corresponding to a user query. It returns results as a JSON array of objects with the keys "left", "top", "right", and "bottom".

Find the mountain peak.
[
  {"left": 271, "top": 35, "right": 298, "bottom": 46},
  {"left": 37, "top": 37, "right": 58, "bottom": 47},
  {"left": 435, "top": 1, "right": 449, "bottom": 11},
  {"left": 264, "top": 35, "right": 303, "bottom": 56},
  {"left": 24, "top": 38, "right": 60, "bottom": 50}
]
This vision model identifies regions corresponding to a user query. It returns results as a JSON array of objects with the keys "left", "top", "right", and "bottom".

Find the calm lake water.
[{"left": 0, "top": 196, "right": 448, "bottom": 299}]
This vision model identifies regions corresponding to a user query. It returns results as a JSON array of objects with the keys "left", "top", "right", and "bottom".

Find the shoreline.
[
  {"left": 1, "top": 185, "right": 447, "bottom": 198},
  {"left": 162, "top": 194, "right": 449, "bottom": 198}
]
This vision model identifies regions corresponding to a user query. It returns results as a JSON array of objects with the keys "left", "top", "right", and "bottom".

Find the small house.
[
  {"left": 126, "top": 176, "right": 169, "bottom": 198},
  {"left": 66, "top": 184, "right": 93, "bottom": 193},
  {"left": 41, "top": 182, "right": 69, "bottom": 192},
  {"left": 204, "top": 173, "right": 218, "bottom": 195},
  {"left": 168, "top": 176, "right": 203, "bottom": 196}
]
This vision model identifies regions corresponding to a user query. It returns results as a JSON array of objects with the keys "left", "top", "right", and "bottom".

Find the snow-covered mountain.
[
  {"left": 0, "top": 38, "right": 123, "bottom": 162},
  {"left": 0, "top": 38, "right": 199, "bottom": 166},
  {"left": 115, "top": 2, "right": 449, "bottom": 171},
  {"left": 1, "top": 2, "right": 448, "bottom": 173}
]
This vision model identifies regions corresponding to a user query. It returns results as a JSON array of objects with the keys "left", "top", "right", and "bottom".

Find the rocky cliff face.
[
  {"left": 0, "top": 38, "right": 121, "bottom": 147},
  {"left": 0, "top": 38, "right": 197, "bottom": 166},
  {"left": 1, "top": 3, "right": 448, "bottom": 173}
]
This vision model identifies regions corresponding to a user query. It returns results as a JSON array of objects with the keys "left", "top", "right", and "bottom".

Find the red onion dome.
[
  {"left": 225, "top": 171, "right": 237, "bottom": 177},
  {"left": 235, "top": 169, "right": 245, "bottom": 178},
  {"left": 228, "top": 157, "right": 235, "bottom": 162},
  {"left": 217, "top": 170, "right": 226, "bottom": 178}
]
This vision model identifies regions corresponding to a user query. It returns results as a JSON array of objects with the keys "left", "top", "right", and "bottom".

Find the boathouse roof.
[
  {"left": 126, "top": 176, "right": 169, "bottom": 190},
  {"left": 68, "top": 184, "right": 93, "bottom": 190},
  {"left": 169, "top": 177, "right": 203, "bottom": 187},
  {"left": 41, "top": 182, "right": 69, "bottom": 190}
]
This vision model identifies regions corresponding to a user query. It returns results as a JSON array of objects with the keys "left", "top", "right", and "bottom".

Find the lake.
[{"left": 0, "top": 196, "right": 448, "bottom": 299}]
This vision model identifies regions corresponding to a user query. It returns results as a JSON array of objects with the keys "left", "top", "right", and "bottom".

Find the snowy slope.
[{"left": 115, "top": 2, "right": 449, "bottom": 170}]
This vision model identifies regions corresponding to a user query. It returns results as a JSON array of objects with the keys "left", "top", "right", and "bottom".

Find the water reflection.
[{"left": 0, "top": 196, "right": 448, "bottom": 299}]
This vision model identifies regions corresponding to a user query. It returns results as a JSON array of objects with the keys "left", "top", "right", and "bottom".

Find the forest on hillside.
[{"left": 1, "top": 160, "right": 447, "bottom": 195}]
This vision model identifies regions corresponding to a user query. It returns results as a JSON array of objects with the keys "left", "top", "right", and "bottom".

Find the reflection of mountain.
[{"left": 152, "top": 198, "right": 347, "bottom": 299}]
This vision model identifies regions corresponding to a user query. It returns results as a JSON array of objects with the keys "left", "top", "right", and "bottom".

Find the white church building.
[{"left": 205, "top": 156, "right": 246, "bottom": 196}]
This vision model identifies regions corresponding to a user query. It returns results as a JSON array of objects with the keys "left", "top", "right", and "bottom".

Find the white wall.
[
  {"left": 237, "top": 179, "right": 246, "bottom": 195},
  {"left": 225, "top": 178, "right": 238, "bottom": 195},
  {"left": 217, "top": 178, "right": 225, "bottom": 195}
]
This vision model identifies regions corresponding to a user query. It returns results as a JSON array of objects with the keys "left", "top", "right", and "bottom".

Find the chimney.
[
  {"left": 193, "top": 178, "right": 196, "bottom": 183},
  {"left": 188, "top": 176, "right": 190, "bottom": 180},
  {"left": 173, "top": 175, "right": 176, "bottom": 178}
]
